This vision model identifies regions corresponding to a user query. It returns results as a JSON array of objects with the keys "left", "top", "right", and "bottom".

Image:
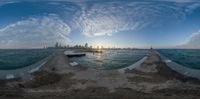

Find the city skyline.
[{"left": 0, "top": 0, "right": 200, "bottom": 49}]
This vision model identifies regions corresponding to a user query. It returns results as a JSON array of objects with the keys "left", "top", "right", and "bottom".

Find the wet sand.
[{"left": 0, "top": 50, "right": 200, "bottom": 99}]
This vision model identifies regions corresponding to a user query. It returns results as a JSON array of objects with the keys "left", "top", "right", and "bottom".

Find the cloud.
[
  {"left": 159, "top": 0, "right": 199, "bottom": 3},
  {"left": 1, "top": 1, "right": 200, "bottom": 39},
  {"left": 0, "top": 0, "right": 18, "bottom": 6},
  {"left": 74, "top": 1, "right": 200, "bottom": 37},
  {"left": 1, "top": 0, "right": 200, "bottom": 49},
  {"left": 0, "top": 15, "right": 71, "bottom": 49},
  {"left": 77, "top": 2, "right": 151, "bottom": 37},
  {"left": 178, "top": 30, "right": 200, "bottom": 48}
]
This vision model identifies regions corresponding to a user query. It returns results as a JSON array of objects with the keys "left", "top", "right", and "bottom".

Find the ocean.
[
  {"left": 69, "top": 49, "right": 148, "bottom": 70},
  {"left": 157, "top": 49, "right": 200, "bottom": 69},
  {"left": 0, "top": 49, "right": 54, "bottom": 70}
]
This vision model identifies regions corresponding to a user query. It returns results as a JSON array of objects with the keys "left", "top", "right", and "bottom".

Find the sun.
[
  {"left": 99, "top": 46, "right": 103, "bottom": 49},
  {"left": 92, "top": 41, "right": 108, "bottom": 49},
  {"left": 95, "top": 44, "right": 104, "bottom": 50}
]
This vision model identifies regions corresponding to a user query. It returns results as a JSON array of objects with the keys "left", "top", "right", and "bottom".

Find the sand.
[{"left": 0, "top": 50, "right": 200, "bottom": 99}]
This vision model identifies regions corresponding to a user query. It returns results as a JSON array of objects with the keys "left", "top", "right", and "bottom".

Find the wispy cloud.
[
  {"left": 1, "top": 0, "right": 200, "bottom": 48},
  {"left": 159, "top": 0, "right": 199, "bottom": 3},
  {"left": 77, "top": 2, "right": 151, "bottom": 37},
  {"left": 0, "top": 15, "right": 71, "bottom": 49},
  {"left": 73, "top": 1, "right": 200, "bottom": 37},
  {"left": 1, "top": 0, "right": 200, "bottom": 39}
]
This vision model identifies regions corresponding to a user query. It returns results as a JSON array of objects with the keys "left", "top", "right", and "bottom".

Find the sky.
[{"left": 0, "top": 0, "right": 200, "bottom": 49}]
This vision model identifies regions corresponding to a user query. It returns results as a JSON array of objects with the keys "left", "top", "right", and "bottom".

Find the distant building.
[
  {"left": 55, "top": 42, "right": 59, "bottom": 48},
  {"left": 89, "top": 46, "right": 93, "bottom": 49},
  {"left": 85, "top": 43, "right": 88, "bottom": 48}
]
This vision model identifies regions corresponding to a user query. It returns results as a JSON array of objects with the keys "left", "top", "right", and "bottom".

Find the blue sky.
[{"left": 0, "top": 0, "right": 200, "bottom": 49}]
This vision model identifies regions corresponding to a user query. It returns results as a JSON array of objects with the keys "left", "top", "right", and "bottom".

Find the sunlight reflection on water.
[{"left": 69, "top": 49, "right": 147, "bottom": 70}]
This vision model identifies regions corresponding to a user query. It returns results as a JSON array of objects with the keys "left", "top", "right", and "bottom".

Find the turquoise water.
[
  {"left": 0, "top": 49, "right": 54, "bottom": 70},
  {"left": 157, "top": 49, "right": 200, "bottom": 69},
  {"left": 69, "top": 49, "right": 148, "bottom": 70}
]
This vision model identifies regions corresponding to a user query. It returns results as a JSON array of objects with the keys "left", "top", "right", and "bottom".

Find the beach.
[{"left": 0, "top": 50, "right": 200, "bottom": 99}]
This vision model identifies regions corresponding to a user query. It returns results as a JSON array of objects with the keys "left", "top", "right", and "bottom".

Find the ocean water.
[
  {"left": 0, "top": 49, "right": 54, "bottom": 70},
  {"left": 69, "top": 49, "right": 148, "bottom": 70},
  {"left": 157, "top": 49, "right": 200, "bottom": 69}
]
